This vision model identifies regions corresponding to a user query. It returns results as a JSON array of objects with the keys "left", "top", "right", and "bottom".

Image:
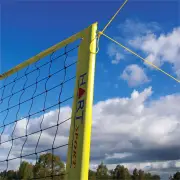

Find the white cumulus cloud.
[
  {"left": 107, "top": 43, "right": 125, "bottom": 64},
  {"left": 1, "top": 86, "right": 180, "bottom": 179},
  {"left": 121, "top": 64, "right": 150, "bottom": 87},
  {"left": 129, "top": 26, "right": 180, "bottom": 77}
]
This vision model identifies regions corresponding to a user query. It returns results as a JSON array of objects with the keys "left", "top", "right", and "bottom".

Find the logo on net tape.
[
  {"left": 72, "top": 72, "right": 87, "bottom": 168},
  {"left": 75, "top": 72, "right": 87, "bottom": 122}
]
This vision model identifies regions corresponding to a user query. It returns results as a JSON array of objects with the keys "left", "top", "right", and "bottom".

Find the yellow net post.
[
  {"left": 0, "top": 22, "right": 97, "bottom": 180},
  {"left": 65, "top": 23, "right": 97, "bottom": 180}
]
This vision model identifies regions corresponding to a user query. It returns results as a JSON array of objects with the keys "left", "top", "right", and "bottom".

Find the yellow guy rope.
[
  {"left": 98, "top": 0, "right": 128, "bottom": 37},
  {"left": 101, "top": 0, "right": 128, "bottom": 35},
  {"left": 99, "top": 31, "right": 180, "bottom": 83},
  {"left": 92, "top": 0, "right": 128, "bottom": 53},
  {"left": 96, "top": 0, "right": 180, "bottom": 83}
]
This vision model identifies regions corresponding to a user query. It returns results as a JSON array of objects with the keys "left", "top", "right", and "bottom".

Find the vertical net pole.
[{"left": 65, "top": 22, "right": 97, "bottom": 180}]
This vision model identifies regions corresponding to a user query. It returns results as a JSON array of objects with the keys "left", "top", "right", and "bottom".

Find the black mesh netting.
[{"left": 0, "top": 39, "right": 81, "bottom": 180}]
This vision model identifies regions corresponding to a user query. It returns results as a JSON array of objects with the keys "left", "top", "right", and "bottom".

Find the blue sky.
[
  {"left": 1, "top": 0, "right": 180, "bottom": 103},
  {"left": 1, "top": 1, "right": 180, "bottom": 179}
]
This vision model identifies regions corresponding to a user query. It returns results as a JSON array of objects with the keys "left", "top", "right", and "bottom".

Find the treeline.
[
  {"left": 0, "top": 153, "right": 65, "bottom": 180},
  {"left": 0, "top": 153, "right": 179, "bottom": 180},
  {"left": 92, "top": 163, "right": 180, "bottom": 180},
  {"left": 89, "top": 163, "right": 160, "bottom": 180}
]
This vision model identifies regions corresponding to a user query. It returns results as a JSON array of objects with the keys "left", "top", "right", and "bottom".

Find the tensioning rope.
[{"left": 96, "top": 0, "right": 180, "bottom": 83}]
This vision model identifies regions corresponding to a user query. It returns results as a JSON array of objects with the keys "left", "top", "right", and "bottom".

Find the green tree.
[
  {"left": 132, "top": 168, "right": 139, "bottom": 180},
  {"left": 0, "top": 170, "right": 17, "bottom": 180},
  {"left": 144, "top": 172, "right": 152, "bottom": 180},
  {"left": 151, "top": 174, "right": 160, "bottom": 180},
  {"left": 114, "top": 165, "right": 131, "bottom": 180},
  {"left": 0, "top": 171, "right": 6, "bottom": 180},
  {"left": 0, "top": 176, "right": 7, "bottom": 180},
  {"left": 33, "top": 153, "right": 65, "bottom": 180},
  {"left": 18, "top": 161, "right": 33, "bottom": 180},
  {"left": 171, "top": 172, "right": 180, "bottom": 180},
  {"left": 109, "top": 169, "right": 114, "bottom": 179},
  {"left": 96, "top": 162, "right": 108, "bottom": 179},
  {"left": 89, "top": 169, "right": 96, "bottom": 180},
  {"left": 138, "top": 170, "right": 144, "bottom": 180}
]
